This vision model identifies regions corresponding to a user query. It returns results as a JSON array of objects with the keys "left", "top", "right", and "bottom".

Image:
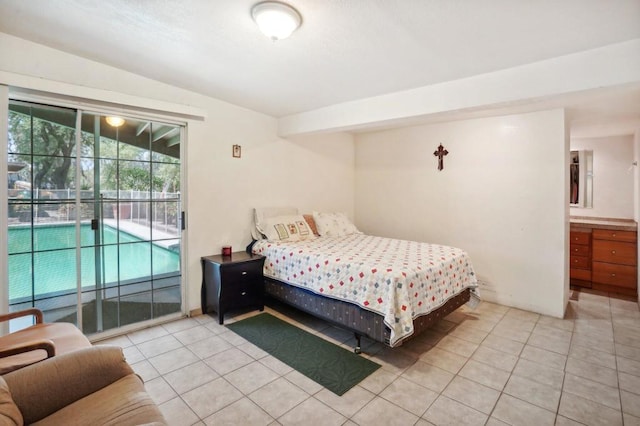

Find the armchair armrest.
[
  {"left": 0, "top": 338, "right": 55, "bottom": 359},
  {"left": 3, "top": 345, "right": 134, "bottom": 425},
  {"left": 0, "top": 308, "right": 44, "bottom": 324}
]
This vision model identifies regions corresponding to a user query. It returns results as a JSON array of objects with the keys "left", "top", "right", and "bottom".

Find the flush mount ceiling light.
[
  {"left": 251, "top": 1, "right": 301, "bottom": 41},
  {"left": 105, "top": 116, "right": 125, "bottom": 127}
]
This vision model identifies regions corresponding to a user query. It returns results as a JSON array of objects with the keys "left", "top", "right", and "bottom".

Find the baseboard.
[{"left": 189, "top": 307, "right": 203, "bottom": 317}]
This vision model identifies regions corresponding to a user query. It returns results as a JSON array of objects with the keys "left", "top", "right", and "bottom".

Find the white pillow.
[
  {"left": 257, "top": 214, "right": 316, "bottom": 242},
  {"left": 252, "top": 207, "right": 298, "bottom": 240},
  {"left": 312, "top": 212, "right": 359, "bottom": 236}
]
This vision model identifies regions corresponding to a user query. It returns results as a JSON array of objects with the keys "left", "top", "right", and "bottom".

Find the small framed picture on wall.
[{"left": 232, "top": 144, "right": 241, "bottom": 158}]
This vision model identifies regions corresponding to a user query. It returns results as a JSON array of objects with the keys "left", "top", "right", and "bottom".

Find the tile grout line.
[{"left": 111, "top": 291, "right": 640, "bottom": 425}]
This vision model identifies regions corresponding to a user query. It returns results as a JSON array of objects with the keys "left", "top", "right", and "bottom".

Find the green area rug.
[{"left": 226, "top": 313, "right": 381, "bottom": 395}]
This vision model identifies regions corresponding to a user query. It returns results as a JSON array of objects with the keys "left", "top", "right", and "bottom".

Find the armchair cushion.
[
  {"left": 31, "top": 374, "right": 162, "bottom": 426},
  {"left": 0, "top": 377, "right": 22, "bottom": 426},
  {"left": 3, "top": 346, "right": 140, "bottom": 424},
  {"left": 0, "top": 322, "right": 91, "bottom": 374}
]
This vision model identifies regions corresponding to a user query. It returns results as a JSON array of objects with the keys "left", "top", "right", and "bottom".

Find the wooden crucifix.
[{"left": 433, "top": 144, "right": 448, "bottom": 171}]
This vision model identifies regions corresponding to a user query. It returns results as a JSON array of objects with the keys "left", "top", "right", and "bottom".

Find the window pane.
[
  {"left": 8, "top": 253, "right": 32, "bottom": 301},
  {"left": 152, "top": 163, "right": 180, "bottom": 198},
  {"left": 33, "top": 249, "right": 77, "bottom": 297},
  {"left": 33, "top": 223, "right": 77, "bottom": 252},
  {"left": 119, "top": 241, "right": 152, "bottom": 282}
]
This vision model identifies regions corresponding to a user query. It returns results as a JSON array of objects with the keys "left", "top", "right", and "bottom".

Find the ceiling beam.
[
  {"left": 277, "top": 39, "right": 640, "bottom": 136},
  {"left": 166, "top": 135, "right": 180, "bottom": 147},
  {"left": 152, "top": 126, "right": 179, "bottom": 142},
  {"left": 136, "top": 121, "right": 150, "bottom": 136}
]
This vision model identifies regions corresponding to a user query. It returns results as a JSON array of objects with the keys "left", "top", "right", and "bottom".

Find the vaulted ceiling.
[{"left": 1, "top": 0, "right": 639, "bottom": 134}]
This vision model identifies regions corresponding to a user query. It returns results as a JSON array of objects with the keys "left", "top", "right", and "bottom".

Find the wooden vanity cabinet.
[
  {"left": 591, "top": 229, "right": 637, "bottom": 296},
  {"left": 570, "top": 229, "right": 592, "bottom": 288}
]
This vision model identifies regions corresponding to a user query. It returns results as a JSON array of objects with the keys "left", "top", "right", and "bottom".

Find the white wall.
[
  {"left": 0, "top": 33, "right": 355, "bottom": 316},
  {"left": 355, "top": 109, "right": 568, "bottom": 317},
  {"left": 635, "top": 130, "right": 640, "bottom": 223},
  {"left": 570, "top": 135, "right": 635, "bottom": 219},
  {"left": 635, "top": 129, "right": 640, "bottom": 305}
]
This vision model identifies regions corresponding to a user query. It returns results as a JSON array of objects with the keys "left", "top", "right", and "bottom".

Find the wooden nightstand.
[{"left": 201, "top": 252, "right": 266, "bottom": 324}]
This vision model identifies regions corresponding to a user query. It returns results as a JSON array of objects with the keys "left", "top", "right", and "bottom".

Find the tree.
[
  {"left": 8, "top": 107, "right": 180, "bottom": 195},
  {"left": 34, "top": 121, "right": 75, "bottom": 189},
  {"left": 8, "top": 108, "right": 94, "bottom": 191}
]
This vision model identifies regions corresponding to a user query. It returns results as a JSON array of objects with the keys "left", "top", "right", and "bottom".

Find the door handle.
[{"left": 91, "top": 219, "right": 99, "bottom": 230}]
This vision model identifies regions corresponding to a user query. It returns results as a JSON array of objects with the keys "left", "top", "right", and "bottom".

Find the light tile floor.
[{"left": 97, "top": 289, "right": 640, "bottom": 425}]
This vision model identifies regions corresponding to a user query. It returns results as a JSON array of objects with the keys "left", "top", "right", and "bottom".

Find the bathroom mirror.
[{"left": 570, "top": 150, "right": 593, "bottom": 208}]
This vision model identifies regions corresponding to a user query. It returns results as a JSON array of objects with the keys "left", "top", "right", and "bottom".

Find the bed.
[{"left": 250, "top": 209, "right": 478, "bottom": 352}]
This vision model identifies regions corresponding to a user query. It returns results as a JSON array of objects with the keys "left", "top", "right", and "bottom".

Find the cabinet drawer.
[
  {"left": 592, "top": 240, "right": 637, "bottom": 266},
  {"left": 224, "top": 280, "right": 262, "bottom": 302},
  {"left": 570, "top": 244, "right": 590, "bottom": 256},
  {"left": 570, "top": 268, "right": 591, "bottom": 281},
  {"left": 593, "top": 229, "right": 637, "bottom": 243},
  {"left": 570, "top": 255, "right": 590, "bottom": 269},
  {"left": 221, "top": 262, "right": 264, "bottom": 284},
  {"left": 592, "top": 261, "right": 637, "bottom": 288},
  {"left": 570, "top": 232, "right": 591, "bottom": 245}
]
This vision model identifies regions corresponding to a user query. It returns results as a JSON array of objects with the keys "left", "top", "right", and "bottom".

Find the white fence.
[{"left": 8, "top": 189, "right": 181, "bottom": 235}]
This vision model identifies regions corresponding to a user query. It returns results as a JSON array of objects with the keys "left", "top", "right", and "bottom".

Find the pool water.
[{"left": 8, "top": 224, "right": 180, "bottom": 300}]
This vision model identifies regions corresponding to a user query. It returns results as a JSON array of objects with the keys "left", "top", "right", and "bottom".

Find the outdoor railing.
[{"left": 7, "top": 189, "right": 181, "bottom": 235}]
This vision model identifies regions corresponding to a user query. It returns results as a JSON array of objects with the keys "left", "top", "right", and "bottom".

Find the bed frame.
[{"left": 264, "top": 277, "right": 471, "bottom": 353}]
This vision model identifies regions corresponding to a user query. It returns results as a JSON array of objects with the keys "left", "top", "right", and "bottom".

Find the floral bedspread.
[{"left": 252, "top": 234, "right": 478, "bottom": 346}]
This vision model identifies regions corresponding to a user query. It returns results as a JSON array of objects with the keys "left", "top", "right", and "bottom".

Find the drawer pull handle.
[
  {"left": 241, "top": 291, "right": 247, "bottom": 296},
  {"left": 241, "top": 271, "right": 247, "bottom": 275},
  {"left": 611, "top": 273, "right": 616, "bottom": 277},
  {"left": 612, "top": 250, "right": 616, "bottom": 254},
  {"left": 612, "top": 233, "right": 617, "bottom": 237}
]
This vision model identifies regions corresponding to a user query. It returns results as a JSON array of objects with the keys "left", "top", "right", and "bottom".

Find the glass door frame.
[
  {"left": 3, "top": 93, "right": 188, "bottom": 337},
  {"left": 0, "top": 85, "right": 10, "bottom": 334}
]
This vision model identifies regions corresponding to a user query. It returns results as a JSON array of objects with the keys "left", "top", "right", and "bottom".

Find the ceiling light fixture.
[
  {"left": 105, "top": 116, "right": 125, "bottom": 127},
  {"left": 251, "top": 1, "right": 301, "bottom": 41}
]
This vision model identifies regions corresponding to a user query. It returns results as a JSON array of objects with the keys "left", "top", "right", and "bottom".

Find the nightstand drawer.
[
  {"left": 221, "top": 263, "right": 263, "bottom": 284},
  {"left": 223, "top": 280, "right": 262, "bottom": 304}
]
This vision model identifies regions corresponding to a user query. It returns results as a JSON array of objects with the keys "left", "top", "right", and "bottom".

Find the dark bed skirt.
[{"left": 264, "top": 278, "right": 471, "bottom": 347}]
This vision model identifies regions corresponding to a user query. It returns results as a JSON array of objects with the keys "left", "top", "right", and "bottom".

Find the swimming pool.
[{"left": 8, "top": 223, "right": 181, "bottom": 300}]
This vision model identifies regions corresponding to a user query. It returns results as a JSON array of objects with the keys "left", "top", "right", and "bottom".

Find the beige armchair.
[
  {"left": 0, "top": 308, "right": 91, "bottom": 374},
  {"left": 0, "top": 345, "right": 167, "bottom": 425}
]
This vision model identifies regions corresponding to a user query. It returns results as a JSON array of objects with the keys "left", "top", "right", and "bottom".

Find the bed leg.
[{"left": 354, "top": 333, "right": 362, "bottom": 354}]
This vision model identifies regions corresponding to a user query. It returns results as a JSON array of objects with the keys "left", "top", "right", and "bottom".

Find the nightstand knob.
[
  {"left": 241, "top": 291, "right": 247, "bottom": 296},
  {"left": 612, "top": 250, "right": 616, "bottom": 254},
  {"left": 241, "top": 271, "right": 247, "bottom": 275},
  {"left": 612, "top": 233, "right": 617, "bottom": 237},
  {"left": 611, "top": 273, "right": 616, "bottom": 277}
]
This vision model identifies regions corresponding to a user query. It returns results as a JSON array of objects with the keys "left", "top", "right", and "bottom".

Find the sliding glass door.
[{"left": 6, "top": 100, "right": 183, "bottom": 335}]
